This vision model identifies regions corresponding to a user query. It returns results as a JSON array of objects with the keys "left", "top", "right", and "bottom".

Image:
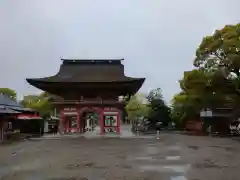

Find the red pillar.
[
  {"left": 79, "top": 107, "right": 83, "bottom": 133},
  {"left": 100, "top": 108, "right": 104, "bottom": 135},
  {"left": 66, "top": 118, "right": 70, "bottom": 133},
  {"left": 77, "top": 112, "right": 80, "bottom": 133},
  {"left": 60, "top": 110, "right": 65, "bottom": 133},
  {"left": 117, "top": 109, "right": 121, "bottom": 134}
]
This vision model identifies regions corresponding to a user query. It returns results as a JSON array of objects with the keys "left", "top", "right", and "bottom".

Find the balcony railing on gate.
[{"left": 51, "top": 99, "right": 126, "bottom": 104}]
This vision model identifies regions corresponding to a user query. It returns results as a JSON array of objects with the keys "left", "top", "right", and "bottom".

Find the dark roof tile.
[
  {"left": 26, "top": 59, "right": 145, "bottom": 95},
  {"left": 0, "top": 94, "right": 36, "bottom": 112},
  {"left": 0, "top": 107, "right": 20, "bottom": 114},
  {"left": 27, "top": 59, "right": 144, "bottom": 83},
  {"left": 0, "top": 94, "right": 22, "bottom": 107}
]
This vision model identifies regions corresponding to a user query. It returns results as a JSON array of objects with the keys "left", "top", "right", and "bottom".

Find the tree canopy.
[
  {"left": 125, "top": 93, "right": 149, "bottom": 121},
  {"left": 0, "top": 88, "right": 17, "bottom": 100},
  {"left": 147, "top": 88, "right": 171, "bottom": 126},
  {"left": 20, "top": 92, "right": 52, "bottom": 118},
  {"left": 193, "top": 23, "right": 240, "bottom": 103},
  {"left": 194, "top": 23, "right": 240, "bottom": 76},
  {"left": 171, "top": 23, "right": 240, "bottom": 126},
  {"left": 194, "top": 23, "right": 240, "bottom": 96}
]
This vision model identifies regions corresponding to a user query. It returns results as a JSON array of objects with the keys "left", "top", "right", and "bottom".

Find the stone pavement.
[{"left": 1, "top": 133, "right": 240, "bottom": 180}]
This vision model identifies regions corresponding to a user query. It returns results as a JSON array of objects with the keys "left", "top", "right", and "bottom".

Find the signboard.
[
  {"left": 63, "top": 112, "right": 78, "bottom": 115},
  {"left": 103, "top": 111, "right": 118, "bottom": 115},
  {"left": 104, "top": 127, "right": 117, "bottom": 133},
  {"left": 104, "top": 107, "right": 117, "bottom": 111},
  {"left": 17, "top": 114, "right": 42, "bottom": 120},
  {"left": 104, "top": 115, "right": 117, "bottom": 126},
  {"left": 200, "top": 109, "right": 213, "bottom": 117},
  {"left": 63, "top": 107, "right": 76, "bottom": 111}
]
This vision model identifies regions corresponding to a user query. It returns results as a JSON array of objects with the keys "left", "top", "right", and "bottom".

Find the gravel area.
[{"left": 0, "top": 133, "right": 240, "bottom": 180}]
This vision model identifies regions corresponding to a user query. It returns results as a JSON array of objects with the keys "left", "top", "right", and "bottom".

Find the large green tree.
[
  {"left": 147, "top": 88, "right": 171, "bottom": 126},
  {"left": 171, "top": 69, "right": 228, "bottom": 125},
  {"left": 194, "top": 23, "right": 240, "bottom": 95},
  {"left": 194, "top": 23, "right": 240, "bottom": 73},
  {"left": 171, "top": 23, "right": 240, "bottom": 126}
]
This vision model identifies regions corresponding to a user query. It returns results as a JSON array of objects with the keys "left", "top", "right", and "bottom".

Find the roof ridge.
[{"left": 61, "top": 58, "right": 124, "bottom": 61}]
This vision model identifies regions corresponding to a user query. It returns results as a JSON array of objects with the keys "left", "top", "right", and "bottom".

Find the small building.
[
  {"left": 201, "top": 107, "right": 236, "bottom": 134},
  {"left": 44, "top": 116, "right": 60, "bottom": 134},
  {"left": 0, "top": 94, "right": 42, "bottom": 141},
  {"left": 0, "top": 105, "right": 20, "bottom": 141},
  {"left": 26, "top": 58, "right": 145, "bottom": 135}
]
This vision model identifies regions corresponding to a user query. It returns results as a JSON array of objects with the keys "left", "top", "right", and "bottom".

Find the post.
[
  {"left": 59, "top": 110, "right": 64, "bottom": 135},
  {"left": 0, "top": 122, "right": 3, "bottom": 142},
  {"left": 54, "top": 108, "right": 57, "bottom": 117},
  {"left": 156, "top": 130, "right": 160, "bottom": 139},
  {"left": 76, "top": 112, "right": 80, "bottom": 133},
  {"left": 86, "top": 118, "right": 90, "bottom": 131},
  {"left": 100, "top": 109, "right": 104, "bottom": 135},
  {"left": 117, "top": 109, "right": 120, "bottom": 134}
]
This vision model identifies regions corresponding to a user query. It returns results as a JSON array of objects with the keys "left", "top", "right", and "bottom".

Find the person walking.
[{"left": 156, "top": 121, "right": 162, "bottom": 139}]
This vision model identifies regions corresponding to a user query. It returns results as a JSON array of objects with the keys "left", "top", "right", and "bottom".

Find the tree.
[
  {"left": 125, "top": 93, "right": 149, "bottom": 121},
  {"left": 21, "top": 92, "right": 52, "bottom": 118},
  {"left": 194, "top": 23, "right": 240, "bottom": 72},
  {"left": 170, "top": 23, "right": 240, "bottom": 128},
  {"left": 171, "top": 92, "right": 187, "bottom": 126},
  {"left": 181, "top": 70, "right": 227, "bottom": 106},
  {"left": 171, "top": 91, "right": 200, "bottom": 126},
  {"left": 147, "top": 88, "right": 171, "bottom": 126},
  {"left": 194, "top": 23, "right": 240, "bottom": 93},
  {"left": 0, "top": 88, "right": 17, "bottom": 100},
  {"left": 171, "top": 69, "right": 228, "bottom": 126},
  {"left": 146, "top": 88, "right": 163, "bottom": 102}
]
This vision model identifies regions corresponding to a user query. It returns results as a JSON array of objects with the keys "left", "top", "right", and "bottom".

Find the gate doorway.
[
  {"left": 64, "top": 114, "right": 78, "bottom": 133},
  {"left": 80, "top": 108, "right": 101, "bottom": 132}
]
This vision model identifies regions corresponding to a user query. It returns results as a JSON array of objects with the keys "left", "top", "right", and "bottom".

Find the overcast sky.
[{"left": 0, "top": 0, "right": 239, "bottom": 102}]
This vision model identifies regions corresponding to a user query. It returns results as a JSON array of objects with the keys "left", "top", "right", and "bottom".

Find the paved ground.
[{"left": 0, "top": 132, "right": 240, "bottom": 180}]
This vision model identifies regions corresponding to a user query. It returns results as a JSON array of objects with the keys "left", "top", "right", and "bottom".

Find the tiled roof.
[
  {"left": 0, "top": 94, "right": 22, "bottom": 107},
  {"left": 26, "top": 59, "right": 145, "bottom": 96},
  {"left": 0, "top": 107, "right": 20, "bottom": 114},
  {"left": 27, "top": 59, "right": 144, "bottom": 83},
  {"left": 0, "top": 94, "right": 36, "bottom": 112}
]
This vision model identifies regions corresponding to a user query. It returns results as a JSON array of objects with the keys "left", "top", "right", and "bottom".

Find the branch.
[{"left": 213, "top": 52, "right": 225, "bottom": 61}]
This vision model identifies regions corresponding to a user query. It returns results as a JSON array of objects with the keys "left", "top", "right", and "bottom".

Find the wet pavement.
[
  {"left": 0, "top": 131, "right": 240, "bottom": 180},
  {"left": 41, "top": 125, "right": 139, "bottom": 139}
]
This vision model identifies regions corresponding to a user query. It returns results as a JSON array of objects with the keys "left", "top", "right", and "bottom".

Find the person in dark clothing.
[
  {"left": 156, "top": 122, "right": 162, "bottom": 131},
  {"left": 53, "top": 125, "right": 58, "bottom": 135}
]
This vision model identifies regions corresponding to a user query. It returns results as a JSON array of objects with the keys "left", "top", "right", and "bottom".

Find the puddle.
[
  {"left": 166, "top": 156, "right": 181, "bottom": 160},
  {"left": 140, "top": 164, "right": 190, "bottom": 173},
  {"left": 0, "top": 167, "right": 9, "bottom": 178},
  {"left": 171, "top": 176, "right": 188, "bottom": 180},
  {"left": 12, "top": 159, "right": 46, "bottom": 171},
  {"left": 188, "top": 146, "right": 199, "bottom": 150},
  {"left": 167, "top": 146, "right": 181, "bottom": 151},
  {"left": 146, "top": 146, "right": 158, "bottom": 154},
  {"left": 134, "top": 156, "right": 155, "bottom": 161},
  {"left": 120, "top": 130, "right": 135, "bottom": 137},
  {"left": 164, "top": 165, "right": 190, "bottom": 173}
]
